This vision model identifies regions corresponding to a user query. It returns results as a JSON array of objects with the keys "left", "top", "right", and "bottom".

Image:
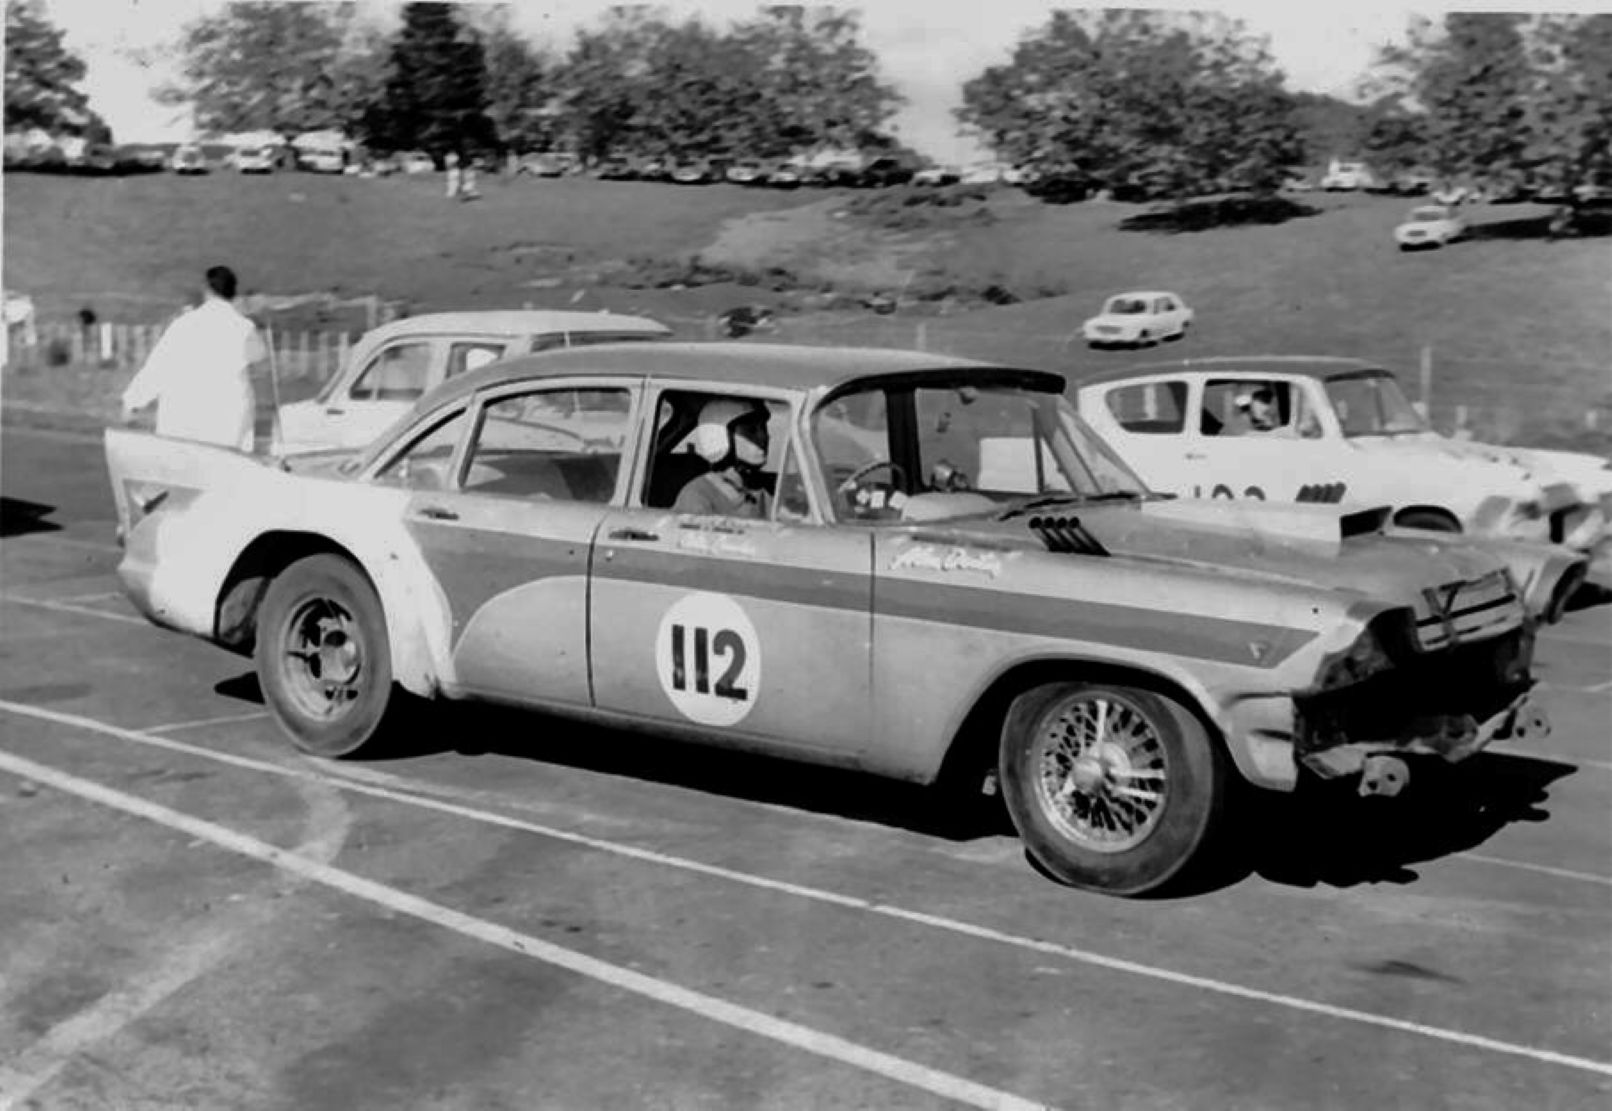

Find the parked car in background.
[
  {"left": 170, "top": 144, "right": 209, "bottom": 174},
  {"left": 1080, "top": 291, "right": 1194, "bottom": 348},
  {"left": 856, "top": 156, "right": 916, "bottom": 188},
  {"left": 593, "top": 158, "right": 637, "bottom": 180},
  {"left": 107, "top": 342, "right": 1555, "bottom": 897},
  {"left": 912, "top": 165, "right": 962, "bottom": 187},
  {"left": 764, "top": 163, "right": 802, "bottom": 188},
  {"left": 297, "top": 145, "right": 346, "bottom": 173},
  {"left": 670, "top": 160, "right": 717, "bottom": 185},
  {"left": 272, "top": 310, "right": 673, "bottom": 453},
  {"left": 228, "top": 145, "right": 277, "bottom": 174},
  {"left": 395, "top": 151, "right": 435, "bottom": 174},
  {"left": 1075, "top": 356, "right": 1609, "bottom": 611},
  {"left": 724, "top": 161, "right": 767, "bottom": 185},
  {"left": 519, "top": 152, "right": 567, "bottom": 177},
  {"left": 1320, "top": 161, "right": 1375, "bottom": 191},
  {"left": 1395, "top": 204, "right": 1466, "bottom": 250}
]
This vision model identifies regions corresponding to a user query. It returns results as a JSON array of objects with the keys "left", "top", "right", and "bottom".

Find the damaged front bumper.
[{"left": 1298, "top": 688, "right": 1550, "bottom": 796}]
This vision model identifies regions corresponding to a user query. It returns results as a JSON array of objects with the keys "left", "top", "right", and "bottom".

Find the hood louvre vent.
[{"left": 1028, "top": 515, "right": 1108, "bottom": 556}]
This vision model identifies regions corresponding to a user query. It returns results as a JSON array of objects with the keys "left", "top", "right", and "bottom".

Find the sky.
[{"left": 38, "top": 0, "right": 1610, "bottom": 161}]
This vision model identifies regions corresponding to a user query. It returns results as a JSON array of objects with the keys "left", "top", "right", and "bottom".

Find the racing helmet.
[{"left": 692, "top": 399, "right": 769, "bottom": 466}]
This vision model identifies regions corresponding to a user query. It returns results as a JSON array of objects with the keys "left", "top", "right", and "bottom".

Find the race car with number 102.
[{"left": 106, "top": 343, "right": 1563, "bottom": 897}]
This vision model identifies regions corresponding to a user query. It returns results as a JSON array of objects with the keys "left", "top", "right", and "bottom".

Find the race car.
[
  {"left": 1075, "top": 356, "right": 1611, "bottom": 600},
  {"left": 1081, "top": 291, "right": 1194, "bottom": 348},
  {"left": 1394, "top": 204, "right": 1465, "bottom": 250},
  {"left": 107, "top": 343, "right": 1561, "bottom": 897},
  {"left": 273, "top": 310, "right": 672, "bottom": 453}
]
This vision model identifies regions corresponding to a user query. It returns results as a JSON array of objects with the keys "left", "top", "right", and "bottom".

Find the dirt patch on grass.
[{"left": 701, "top": 198, "right": 936, "bottom": 292}]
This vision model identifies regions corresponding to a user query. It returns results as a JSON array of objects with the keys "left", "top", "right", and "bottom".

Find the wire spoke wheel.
[
  {"left": 1033, "top": 693, "right": 1169, "bottom": 853},
  {"left": 999, "top": 680, "right": 1225, "bottom": 895}
]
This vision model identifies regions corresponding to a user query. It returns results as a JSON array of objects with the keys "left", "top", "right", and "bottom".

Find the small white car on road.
[
  {"left": 273, "top": 310, "right": 671, "bottom": 453},
  {"left": 1076, "top": 356, "right": 1612, "bottom": 609},
  {"left": 1395, "top": 205, "right": 1466, "bottom": 250},
  {"left": 1081, "top": 291, "right": 1194, "bottom": 349}
]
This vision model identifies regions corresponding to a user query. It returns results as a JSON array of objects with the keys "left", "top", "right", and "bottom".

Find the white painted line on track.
[
  {"left": 1456, "top": 854, "right": 1612, "bottom": 887},
  {"left": 1488, "top": 741, "right": 1612, "bottom": 773},
  {"left": 3, "top": 699, "right": 1610, "bottom": 1080},
  {"left": 0, "top": 747, "right": 1054, "bottom": 1111},
  {"left": 42, "top": 590, "right": 125, "bottom": 604},
  {"left": 0, "top": 771, "right": 352, "bottom": 1109},
  {"left": 0, "top": 594, "right": 148, "bottom": 627},
  {"left": 144, "top": 710, "right": 271, "bottom": 734}
]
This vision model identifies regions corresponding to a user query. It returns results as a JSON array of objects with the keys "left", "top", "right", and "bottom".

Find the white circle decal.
[{"left": 655, "top": 593, "right": 761, "bottom": 727}]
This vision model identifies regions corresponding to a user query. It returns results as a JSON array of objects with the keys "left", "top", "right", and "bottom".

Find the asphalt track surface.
[{"left": 2, "top": 423, "right": 1609, "bottom": 1110}]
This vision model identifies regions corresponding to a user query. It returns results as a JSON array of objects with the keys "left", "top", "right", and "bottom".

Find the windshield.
[
  {"left": 1325, "top": 372, "right": 1429, "bottom": 437},
  {"left": 1106, "top": 297, "right": 1148, "bottom": 315},
  {"left": 813, "top": 382, "right": 1150, "bottom": 523}
]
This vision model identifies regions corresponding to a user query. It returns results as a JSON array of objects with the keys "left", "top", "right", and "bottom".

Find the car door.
[
  {"left": 1086, "top": 378, "right": 1198, "bottom": 493},
  {"left": 1184, "top": 377, "right": 1338, "bottom": 502},
  {"left": 387, "top": 378, "right": 643, "bottom": 708},
  {"left": 589, "top": 384, "right": 873, "bottom": 758},
  {"left": 320, "top": 337, "right": 440, "bottom": 449}
]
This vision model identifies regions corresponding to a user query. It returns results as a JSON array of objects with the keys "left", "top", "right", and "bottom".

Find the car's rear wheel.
[
  {"left": 256, "top": 554, "right": 395, "bottom": 758},
  {"left": 999, "top": 680, "right": 1226, "bottom": 895}
]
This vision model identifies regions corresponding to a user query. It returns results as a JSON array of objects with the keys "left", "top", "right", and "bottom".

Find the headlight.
[{"left": 1315, "top": 614, "right": 1412, "bottom": 689}]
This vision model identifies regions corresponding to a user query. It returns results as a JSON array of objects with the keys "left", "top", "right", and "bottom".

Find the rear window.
[{"left": 1105, "top": 381, "right": 1187, "bottom": 434}]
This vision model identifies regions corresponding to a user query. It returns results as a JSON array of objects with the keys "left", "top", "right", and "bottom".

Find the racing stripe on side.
[{"left": 594, "top": 551, "right": 1315, "bottom": 667}]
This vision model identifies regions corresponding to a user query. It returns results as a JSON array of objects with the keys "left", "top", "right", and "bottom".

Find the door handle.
[
  {"left": 416, "top": 505, "right": 459, "bottom": 521},
  {"left": 1184, "top": 452, "right": 1207, "bottom": 460},
  {"left": 607, "top": 527, "right": 659, "bottom": 542},
  {"left": 324, "top": 406, "right": 346, "bottom": 416}
]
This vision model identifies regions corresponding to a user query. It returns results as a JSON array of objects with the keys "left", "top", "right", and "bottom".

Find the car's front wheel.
[
  {"left": 999, "top": 680, "right": 1226, "bottom": 895},
  {"left": 255, "top": 554, "right": 396, "bottom": 758}
]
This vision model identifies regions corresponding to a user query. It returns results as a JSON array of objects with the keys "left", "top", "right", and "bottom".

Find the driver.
[
  {"left": 673, "top": 398, "right": 773, "bottom": 518},
  {"left": 1233, "top": 384, "right": 1293, "bottom": 436}
]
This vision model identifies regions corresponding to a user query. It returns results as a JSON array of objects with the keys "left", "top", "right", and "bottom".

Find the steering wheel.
[{"left": 836, "top": 458, "right": 908, "bottom": 518}]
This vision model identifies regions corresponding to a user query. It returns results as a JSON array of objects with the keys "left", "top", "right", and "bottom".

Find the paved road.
[{"left": 2, "top": 423, "right": 1609, "bottom": 1110}]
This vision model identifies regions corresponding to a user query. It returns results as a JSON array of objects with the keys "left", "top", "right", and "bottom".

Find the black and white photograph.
[{"left": 2, "top": 0, "right": 1609, "bottom": 1106}]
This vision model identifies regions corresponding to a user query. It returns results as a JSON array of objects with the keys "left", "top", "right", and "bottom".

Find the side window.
[
  {"left": 350, "top": 341, "right": 433, "bottom": 401},
  {"left": 1105, "top": 381, "right": 1187, "bottom": 435},
  {"left": 461, "top": 387, "right": 631, "bottom": 503},
  {"left": 643, "top": 391, "right": 787, "bottom": 515},
  {"left": 775, "top": 440, "right": 812, "bottom": 522},
  {"left": 446, "top": 341, "right": 507, "bottom": 379},
  {"left": 1202, "top": 379, "right": 1293, "bottom": 436},
  {"left": 372, "top": 409, "right": 467, "bottom": 490}
]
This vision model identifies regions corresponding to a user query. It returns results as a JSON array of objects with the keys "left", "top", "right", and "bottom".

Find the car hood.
[
  {"left": 1352, "top": 432, "right": 1608, "bottom": 502},
  {"left": 907, "top": 496, "right": 1508, "bottom": 611},
  {"left": 1085, "top": 314, "right": 1144, "bottom": 328}
]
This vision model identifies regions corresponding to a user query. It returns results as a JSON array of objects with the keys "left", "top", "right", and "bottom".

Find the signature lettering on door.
[{"left": 655, "top": 593, "right": 761, "bottom": 726}]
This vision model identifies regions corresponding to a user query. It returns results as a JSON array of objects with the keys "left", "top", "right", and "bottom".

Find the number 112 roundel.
[{"left": 655, "top": 593, "right": 762, "bottom": 727}]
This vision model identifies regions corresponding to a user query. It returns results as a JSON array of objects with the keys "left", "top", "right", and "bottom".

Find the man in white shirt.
[{"left": 121, "top": 266, "right": 266, "bottom": 451}]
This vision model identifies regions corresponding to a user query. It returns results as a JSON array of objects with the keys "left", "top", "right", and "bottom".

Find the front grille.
[
  {"left": 1415, "top": 570, "right": 1517, "bottom": 650},
  {"left": 1296, "top": 626, "right": 1534, "bottom": 756}
]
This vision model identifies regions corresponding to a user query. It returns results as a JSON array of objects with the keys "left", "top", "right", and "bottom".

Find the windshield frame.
[{"left": 808, "top": 375, "right": 1154, "bottom": 525}]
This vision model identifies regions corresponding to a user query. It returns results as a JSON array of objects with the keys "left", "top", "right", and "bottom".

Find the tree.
[
  {"left": 729, "top": 6, "right": 902, "bottom": 157},
  {"left": 465, "top": 5, "right": 559, "bottom": 154},
  {"left": 957, "top": 10, "right": 1304, "bottom": 201},
  {"left": 160, "top": 2, "right": 360, "bottom": 143},
  {"left": 1376, "top": 14, "right": 1534, "bottom": 188},
  {"left": 4, "top": 0, "right": 106, "bottom": 138},
  {"left": 363, "top": 2, "right": 495, "bottom": 159},
  {"left": 1528, "top": 14, "right": 1612, "bottom": 200}
]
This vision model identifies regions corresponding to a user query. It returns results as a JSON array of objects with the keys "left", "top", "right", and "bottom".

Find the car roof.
[
  {"left": 360, "top": 310, "right": 671, "bottom": 345},
  {"left": 1104, "top": 290, "right": 1178, "bottom": 300},
  {"left": 424, "top": 342, "right": 1058, "bottom": 406},
  {"left": 355, "top": 342, "right": 1065, "bottom": 471},
  {"left": 1075, "top": 355, "right": 1389, "bottom": 388}
]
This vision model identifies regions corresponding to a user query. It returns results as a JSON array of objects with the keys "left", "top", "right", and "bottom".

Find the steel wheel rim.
[
  {"left": 279, "top": 595, "right": 366, "bottom": 722},
  {"left": 1033, "top": 693, "right": 1169, "bottom": 853}
]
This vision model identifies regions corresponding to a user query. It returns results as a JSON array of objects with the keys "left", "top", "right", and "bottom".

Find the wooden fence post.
[
  {"left": 299, "top": 330, "right": 311, "bottom": 380},
  {"left": 1418, "top": 344, "right": 1433, "bottom": 413},
  {"left": 337, "top": 332, "right": 350, "bottom": 375}
]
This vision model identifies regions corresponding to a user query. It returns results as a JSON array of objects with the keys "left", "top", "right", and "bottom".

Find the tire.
[
  {"left": 255, "top": 553, "right": 396, "bottom": 758},
  {"left": 1394, "top": 509, "right": 1461, "bottom": 533},
  {"left": 999, "top": 681, "right": 1226, "bottom": 895}
]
